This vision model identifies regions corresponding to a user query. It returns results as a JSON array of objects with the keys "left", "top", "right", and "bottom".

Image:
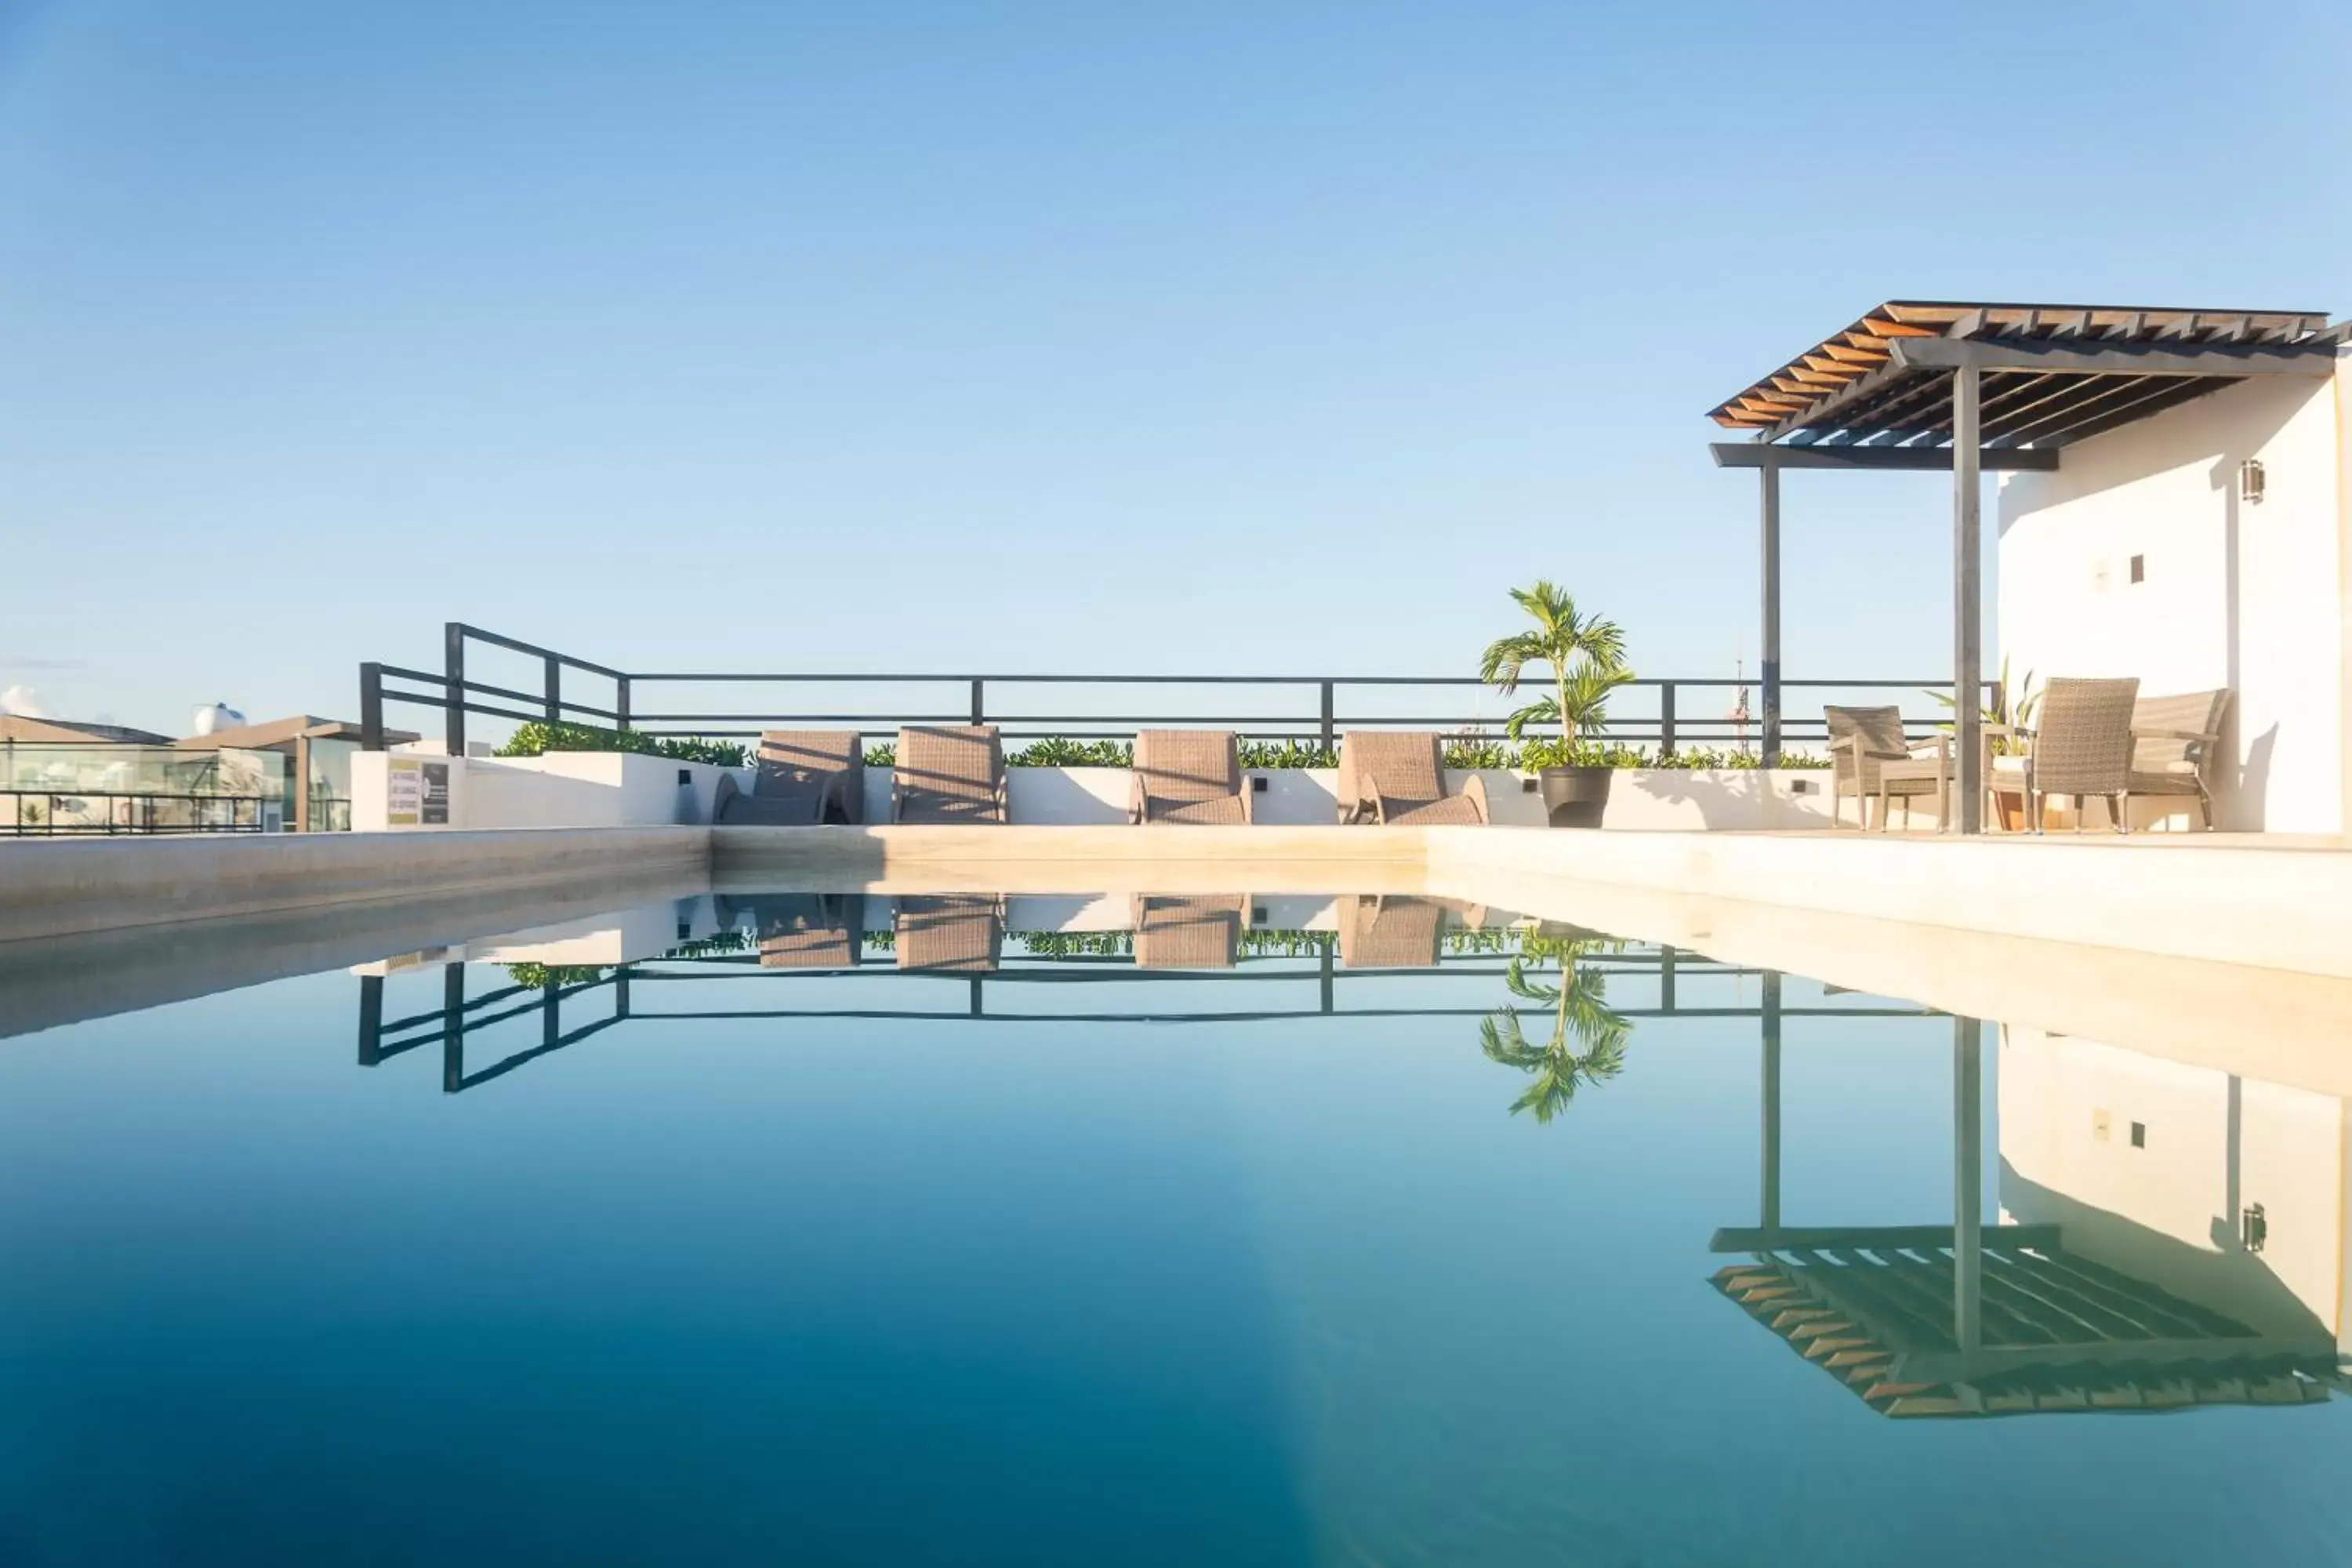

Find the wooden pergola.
[{"left": 1707, "top": 301, "right": 2343, "bottom": 829}]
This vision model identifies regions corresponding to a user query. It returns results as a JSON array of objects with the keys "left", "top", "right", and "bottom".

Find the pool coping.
[{"left": 7, "top": 822, "right": 2349, "bottom": 981}]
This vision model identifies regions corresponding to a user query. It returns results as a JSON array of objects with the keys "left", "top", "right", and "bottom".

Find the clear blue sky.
[{"left": 3, "top": 0, "right": 2347, "bottom": 736}]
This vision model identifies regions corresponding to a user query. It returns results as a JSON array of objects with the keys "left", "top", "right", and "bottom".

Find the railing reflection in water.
[{"left": 356, "top": 931, "right": 1940, "bottom": 1096}]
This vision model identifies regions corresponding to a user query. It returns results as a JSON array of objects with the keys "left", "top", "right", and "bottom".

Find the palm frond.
[
  {"left": 1479, "top": 630, "right": 1551, "bottom": 694},
  {"left": 1502, "top": 695, "right": 1557, "bottom": 741},
  {"left": 1558, "top": 663, "right": 1636, "bottom": 737},
  {"left": 1502, "top": 954, "right": 1560, "bottom": 1004}
]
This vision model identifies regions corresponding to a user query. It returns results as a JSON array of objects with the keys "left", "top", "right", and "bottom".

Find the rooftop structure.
[{"left": 0, "top": 715, "right": 174, "bottom": 746}]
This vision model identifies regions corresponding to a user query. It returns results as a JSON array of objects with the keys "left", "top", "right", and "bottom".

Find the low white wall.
[
  {"left": 1457, "top": 768, "right": 1834, "bottom": 830},
  {"left": 355, "top": 752, "right": 739, "bottom": 831},
  {"left": 354, "top": 753, "right": 1835, "bottom": 833},
  {"left": 866, "top": 767, "right": 1835, "bottom": 829}
]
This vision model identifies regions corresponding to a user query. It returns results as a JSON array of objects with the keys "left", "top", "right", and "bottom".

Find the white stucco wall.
[{"left": 1996, "top": 365, "right": 2349, "bottom": 830}]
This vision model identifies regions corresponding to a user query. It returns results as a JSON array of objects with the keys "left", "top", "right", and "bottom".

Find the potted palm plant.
[
  {"left": 1477, "top": 929, "right": 1631, "bottom": 1122},
  {"left": 1479, "top": 580, "right": 1635, "bottom": 827}
]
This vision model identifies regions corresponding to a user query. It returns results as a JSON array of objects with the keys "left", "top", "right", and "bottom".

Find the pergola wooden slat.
[{"left": 1704, "top": 299, "right": 2343, "bottom": 822}]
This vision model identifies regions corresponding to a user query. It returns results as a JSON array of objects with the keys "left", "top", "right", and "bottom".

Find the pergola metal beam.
[
  {"left": 1710, "top": 443, "right": 2057, "bottom": 471},
  {"left": 1890, "top": 337, "right": 2338, "bottom": 377}
]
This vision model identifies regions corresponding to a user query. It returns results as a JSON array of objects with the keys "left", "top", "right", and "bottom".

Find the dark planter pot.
[{"left": 1537, "top": 766, "right": 1613, "bottom": 829}]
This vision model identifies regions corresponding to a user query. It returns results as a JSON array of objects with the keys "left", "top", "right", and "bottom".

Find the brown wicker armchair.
[
  {"left": 1824, "top": 706, "right": 1947, "bottom": 830},
  {"left": 2129, "top": 689, "right": 2230, "bottom": 830},
  {"left": 1335, "top": 732, "right": 1488, "bottom": 826},
  {"left": 713, "top": 730, "right": 864, "bottom": 825},
  {"left": 1130, "top": 730, "right": 1251, "bottom": 825},
  {"left": 2018, "top": 677, "right": 2140, "bottom": 832},
  {"left": 891, "top": 726, "right": 1007, "bottom": 824}
]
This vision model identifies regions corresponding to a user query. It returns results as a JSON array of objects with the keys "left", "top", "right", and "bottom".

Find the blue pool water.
[{"left": 0, "top": 891, "right": 2345, "bottom": 1565}]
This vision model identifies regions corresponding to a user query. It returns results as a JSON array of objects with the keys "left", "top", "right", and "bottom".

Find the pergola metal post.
[
  {"left": 359, "top": 662, "right": 385, "bottom": 752},
  {"left": 1951, "top": 366, "right": 1984, "bottom": 833},
  {"left": 1760, "top": 971, "right": 1783, "bottom": 1231},
  {"left": 443, "top": 622, "right": 467, "bottom": 760},
  {"left": 441, "top": 963, "right": 465, "bottom": 1094},
  {"left": 1952, "top": 1014, "right": 1984, "bottom": 1352},
  {"left": 1759, "top": 463, "right": 1782, "bottom": 767},
  {"left": 357, "top": 974, "right": 383, "bottom": 1066},
  {"left": 293, "top": 731, "right": 312, "bottom": 833}
]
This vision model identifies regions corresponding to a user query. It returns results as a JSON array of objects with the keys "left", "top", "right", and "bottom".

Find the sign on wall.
[{"left": 387, "top": 759, "right": 452, "bottom": 827}]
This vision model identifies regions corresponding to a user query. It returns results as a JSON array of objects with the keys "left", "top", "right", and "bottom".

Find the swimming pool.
[{"left": 1, "top": 885, "right": 2344, "bottom": 1565}]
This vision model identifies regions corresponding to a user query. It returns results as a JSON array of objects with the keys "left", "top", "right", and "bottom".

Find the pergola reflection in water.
[{"left": 1714, "top": 1015, "right": 2341, "bottom": 1417}]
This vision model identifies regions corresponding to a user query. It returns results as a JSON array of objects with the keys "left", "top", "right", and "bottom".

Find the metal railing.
[
  {"left": 362, "top": 622, "right": 1992, "bottom": 760},
  {"left": 3, "top": 790, "right": 274, "bottom": 836},
  {"left": 358, "top": 944, "right": 1942, "bottom": 1094}
]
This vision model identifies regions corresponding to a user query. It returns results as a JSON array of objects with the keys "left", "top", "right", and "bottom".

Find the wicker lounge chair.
[
  {"left": 2129, "top": 689, "right": 2230, "bottom": 830},
  {"left": 1338, "top": 895, "right": 1444, "bottom": 968},
  {"left": 1824, "top": 706, "right": 1948, "bottom": 830},
  {"left": 2020, "top": 677, "right": 2140, "bottom": 832},
  {"left": 1131, "top": 894, "right": 1248, "bottom": 968},
  {"left": 891, "top": 726, "right": 1007, "bottom": 823},
  {"left": 1130, "top": 730, "right": 1252, "bottom": 825},
  {"left": 895, "top": 895, "right": 1004, "bottom": 971},
  {"left": 1335, "top": 732, "right": 1489, "bottom": 826},
  {"left": 713, "top": 730, "right": 864, "bottom": 825}
]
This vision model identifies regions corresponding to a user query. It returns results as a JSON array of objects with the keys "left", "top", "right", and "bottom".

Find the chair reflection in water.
[
  {"left": 717, "top": 893, "right": 864, "bottom": 968},
  {"left": 1713, "top": 997, "right": 2337, "bottom": 1417},
  {"left": 1131, "top": 895, "right": 1248, "bottom": 969}
]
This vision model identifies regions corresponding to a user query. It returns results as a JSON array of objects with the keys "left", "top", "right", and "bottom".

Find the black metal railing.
[{"left": 361, "top": 622, "right": 1993, "bottom": 760}]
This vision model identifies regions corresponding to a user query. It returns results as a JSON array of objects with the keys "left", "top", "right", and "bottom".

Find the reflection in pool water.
[{"left": 2, "top": 885, "right": 2348, "bottom": 1563}]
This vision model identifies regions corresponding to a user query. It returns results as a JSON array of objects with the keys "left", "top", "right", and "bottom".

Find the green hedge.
[
  {"left": 565, "top": 728, "right": 1826, "bottom": 772},
  {"left": 495, "top": 721, "right": 746, "bottom": 769}
]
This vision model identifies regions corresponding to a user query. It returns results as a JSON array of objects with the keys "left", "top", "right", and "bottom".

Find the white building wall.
[{"left": 1996, "top": 365, "right": 2349, "bottom": 830}]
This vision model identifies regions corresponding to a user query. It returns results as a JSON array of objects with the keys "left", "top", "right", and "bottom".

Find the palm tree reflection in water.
[{"left": 1478, "top": 934, "right": 1631, "bottom": 1123}]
